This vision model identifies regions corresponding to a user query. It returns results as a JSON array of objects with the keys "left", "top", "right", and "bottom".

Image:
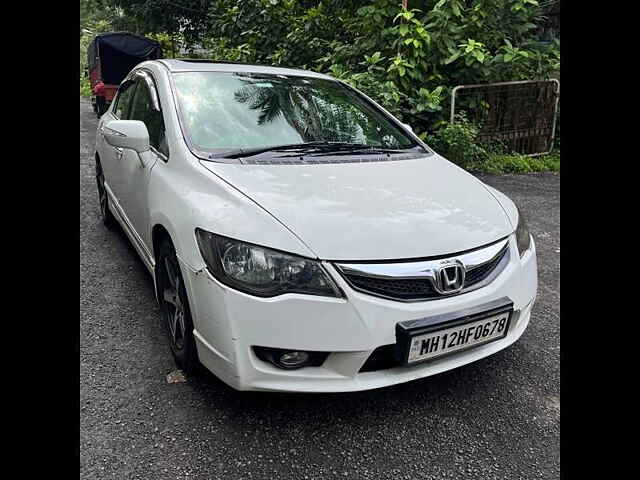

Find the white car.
[{"left": 95, "top": 59, "right": 537, "bottom": 392}]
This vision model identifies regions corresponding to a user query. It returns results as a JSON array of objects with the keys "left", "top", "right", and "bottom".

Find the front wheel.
[{"left": 156, "top": 238, "right": 200, "bottom": 373}]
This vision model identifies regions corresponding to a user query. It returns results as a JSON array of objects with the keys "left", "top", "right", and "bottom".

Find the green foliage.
[
  {"left": 145, "top": 32, "right": 179, "bottom": 58},
  {"left": 81, "top": 0, "right": 139, "bottom": 34},
  {"left": 468, "top": 151, "right": 560, "bottom": 174},
  {"left": 103, "top": 0, "right": 211, "bottom": 45},
  {"left": 426, "top": 112, "right": 559, "bottom": 173},
  {"left": 80, "top": 32, "right": 93, "bottom": 97},
  {"left": 426, "top": 113, "right": 490, "bottom": 167}
]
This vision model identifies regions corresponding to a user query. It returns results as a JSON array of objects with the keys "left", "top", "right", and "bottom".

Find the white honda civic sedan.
[{"left": 94, "top": 59, "right": 537, "bottom": 392}]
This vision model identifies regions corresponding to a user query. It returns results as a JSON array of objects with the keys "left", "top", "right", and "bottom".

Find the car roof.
[{"left": 156, "top": 59, "right": 334, "bottom": 80}]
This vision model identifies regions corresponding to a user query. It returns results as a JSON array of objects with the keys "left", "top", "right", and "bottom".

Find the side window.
[
  {"left": 129, "top": 77, "right": 168, "bottom": 158},
  {"left": 114, "top": 81, "right": 136, "bottom": 119}
]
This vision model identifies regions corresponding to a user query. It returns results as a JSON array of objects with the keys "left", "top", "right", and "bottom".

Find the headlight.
[
  {"left": 515, "top": 207, "right": 531, "bottom": 257},
  {"left": 195, "top": 228, "right": 343, "bottom": 298}
]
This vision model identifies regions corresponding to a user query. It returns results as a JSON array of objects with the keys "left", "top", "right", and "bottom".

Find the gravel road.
[{"left": 80, "top": 97, "right": 560, "bottom": 480}]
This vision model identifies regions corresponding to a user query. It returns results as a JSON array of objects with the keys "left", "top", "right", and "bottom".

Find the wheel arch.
[
  {"left": 152, "top": 223, "right": 172, "bottom": 262},
  {"left": 150, "top": 219, "right": 204, "bottom": 335},
  {"left": 149, "top": 217, "right": 193, "bottom": 270},
  {"left": 151, "top": 222, "right": 174, "bottom": 304}
]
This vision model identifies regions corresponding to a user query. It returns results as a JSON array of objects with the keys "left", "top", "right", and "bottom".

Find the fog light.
[
  {"left": 279, "top": 351, "right": 310, "bottom": 368},
  {"left": 253, "top": 346, "right": 329, "bottom": 370}
]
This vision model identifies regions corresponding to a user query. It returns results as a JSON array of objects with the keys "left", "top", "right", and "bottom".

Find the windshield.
[{"left": 172, "top": 71, "right": 421, "bottom": 154}]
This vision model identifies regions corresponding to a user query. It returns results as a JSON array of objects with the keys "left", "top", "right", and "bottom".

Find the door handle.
[{"left": 115, "top": 147, "right": 124, "bottom": 160}]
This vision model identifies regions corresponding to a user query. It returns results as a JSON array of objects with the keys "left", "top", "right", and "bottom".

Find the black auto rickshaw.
[{"left": 87, "top": 32, "right": 162, "bottom": 116}]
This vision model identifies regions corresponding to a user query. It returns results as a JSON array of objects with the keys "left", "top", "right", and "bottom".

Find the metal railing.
[{"left": 451, "top": 79, "right": 560, "bottom": 156}]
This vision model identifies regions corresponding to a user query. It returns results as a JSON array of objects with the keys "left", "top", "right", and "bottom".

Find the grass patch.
[{"left": 467, "top": 150, "right": 560, "bottom": 174}]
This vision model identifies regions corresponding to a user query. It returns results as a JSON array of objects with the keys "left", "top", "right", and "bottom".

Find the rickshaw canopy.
[{"left": 88, "top": 32, "right": 162, "bottom": 85}]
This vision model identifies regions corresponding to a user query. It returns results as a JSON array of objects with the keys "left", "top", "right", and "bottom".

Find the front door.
[
  {"left": 117, "top": 71, "right": 168, "bottom": 256},
  {"left": 97, "top": 78, "right": 137, "bottom": 209}
]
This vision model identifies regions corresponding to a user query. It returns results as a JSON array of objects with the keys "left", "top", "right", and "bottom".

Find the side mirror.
[
  {"left": 402, "top": 123, "right": 414, "bottom": 133},
  {"left": 103, "top": 120, "right": 150, "bottom": 153}
]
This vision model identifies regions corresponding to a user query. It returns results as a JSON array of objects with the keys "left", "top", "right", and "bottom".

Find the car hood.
[{"left": 200, "top": 154, "right": 514, "bottom": 261}]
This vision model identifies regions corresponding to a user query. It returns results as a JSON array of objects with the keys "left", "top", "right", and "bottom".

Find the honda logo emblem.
[{"left": 434, "top": 262, "right": 465, "bottom": 294}]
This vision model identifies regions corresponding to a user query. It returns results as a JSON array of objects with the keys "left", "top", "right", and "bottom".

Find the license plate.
[{"left": 406, "top": 311, "right": 511, "bottom": 364}]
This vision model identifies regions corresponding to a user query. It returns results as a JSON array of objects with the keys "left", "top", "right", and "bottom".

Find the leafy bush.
[
  {"left": 80, "top": 31, "right": 93, "bottom": 97},
  {"left": 468, "top": 151, "right": 560, "bottom": 174},
  {"left": 425, "top": 113, "right": 491, "bottom": 167},
  {"left": 425, "top": 112, "right": 560, "bottom": 173}
]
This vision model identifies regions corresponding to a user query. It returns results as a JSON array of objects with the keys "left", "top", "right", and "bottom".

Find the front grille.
[
  {"left": 464, "top": 246, "right": 508, "bottom": 287},
  {"left": 338, "top": 244, "right": 509, "bottom": 302},
  {"left": 346, "top": 276, "right": 438, "bottom": 301}
]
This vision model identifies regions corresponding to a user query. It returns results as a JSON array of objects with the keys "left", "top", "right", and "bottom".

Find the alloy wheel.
[
  {"left": 96, "top": 164, "right": 108, "bottom": 218},
  {"left": 161, "top": 254, "right": 187, "bottom": 351}
]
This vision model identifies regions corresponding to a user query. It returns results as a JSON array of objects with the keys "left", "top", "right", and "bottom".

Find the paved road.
[{"left": 80, "top": 97, "right": 559, "bottom": 480}]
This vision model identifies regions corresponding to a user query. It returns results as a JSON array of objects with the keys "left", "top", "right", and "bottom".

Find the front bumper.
[{"left": 181, "top": 236, "right": 537, "bottom": 392}]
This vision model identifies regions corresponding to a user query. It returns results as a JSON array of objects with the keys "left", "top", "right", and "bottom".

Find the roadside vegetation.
[
  {"left": 469, "top": 151, "right": 559, "bottom": 173},
  {"left": 427, "top": 112, "right": 559, "bottom": 173},
  {"left": 80, "top": 0, "right": 560, "bottom": 174}
]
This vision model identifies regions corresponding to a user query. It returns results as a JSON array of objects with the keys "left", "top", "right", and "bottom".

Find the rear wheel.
[
  {"left": 95, "top": 159, "right": 117, "bottom": 229},
  {"left": 156, "top": 238, "right": 200, "bottom": 373}
]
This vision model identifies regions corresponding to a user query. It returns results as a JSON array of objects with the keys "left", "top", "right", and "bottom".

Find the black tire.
[
  {"left": 156, "top": 238, "right": 200, "bottom": 373},
  {"left": 96, "top": 96, "right": 107, "bottom": 117},
  {"left": 95, "top": 159, "right": 117, "bottom": 229}
]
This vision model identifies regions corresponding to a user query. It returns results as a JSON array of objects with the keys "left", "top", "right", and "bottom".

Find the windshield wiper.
[
  {"left": 307, "top": 146, "right": 412, "bottom": 156},
  {"left": 210, "top": 142, "right": 340, "bottom": 159},
  {"left": 210, "top": 142, "right": 415, "bottom": 159}
]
